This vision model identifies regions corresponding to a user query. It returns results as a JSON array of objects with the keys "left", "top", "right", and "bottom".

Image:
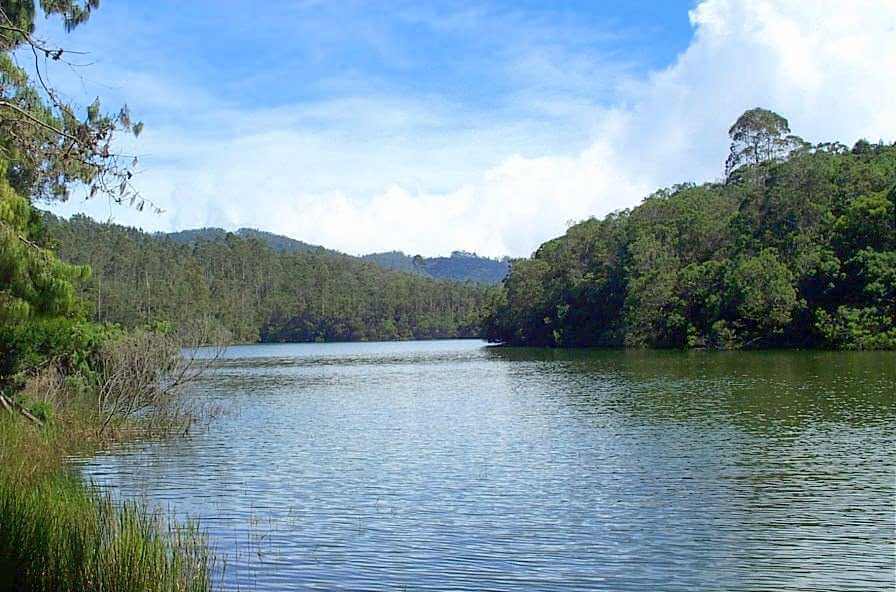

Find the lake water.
[{"left": 79, "top": 340, "right": 896, "bottom": 591}]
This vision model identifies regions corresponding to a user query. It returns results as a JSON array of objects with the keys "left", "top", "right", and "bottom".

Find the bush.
[
  {"left": 93, "top": 323, "right": 226, "bottom": 436},
  {"left": 0, "top": 316, "right": 119, "bottom": 382}
]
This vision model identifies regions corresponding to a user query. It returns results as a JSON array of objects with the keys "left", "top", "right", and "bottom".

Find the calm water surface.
[{"left": 79, "top": 340, "right": 896, "bottom": 591}]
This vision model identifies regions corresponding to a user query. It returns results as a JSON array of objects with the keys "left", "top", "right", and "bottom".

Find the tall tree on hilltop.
[{"left": 725, "top": 107, "right": 804, "bottom": 178}]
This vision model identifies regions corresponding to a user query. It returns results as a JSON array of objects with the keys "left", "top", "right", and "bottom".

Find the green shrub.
[{"left": 0, "top": 316, "right": 120, "bottom": 379}]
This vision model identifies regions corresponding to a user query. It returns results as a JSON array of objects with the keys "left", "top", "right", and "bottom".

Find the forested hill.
[
  {"left": 484, "top": 110, "right": 896, "bottom": 350},
  {"left": 165, "top": 228, "right": 509, "bottom": 284},
  {"left": 43, "top": 215, "right": 496, "bottom": 343},
  {"left": 362, "top": 251, "right": 510, "bottom": 284},
  {"left": 164, "top": 227, "right": 341, "bottom": 256}
]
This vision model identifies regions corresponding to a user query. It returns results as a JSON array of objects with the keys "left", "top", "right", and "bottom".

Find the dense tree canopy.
[
  {"left": 362, "top": 250, "right": 510, "bottom": 284},
  {"left": 484, "top": 111, "right": 896, "bottom": 350},
  {"left": 166, "top": 230, "right": 510, "bottom": 284}
]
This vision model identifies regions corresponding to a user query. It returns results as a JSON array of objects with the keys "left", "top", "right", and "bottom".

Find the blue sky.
[
  {"left": 80, "top": 2, "right": 693, "bottom": 106},
  {"left": 35, "top": 1, "right": 896, "bottom": 256}
]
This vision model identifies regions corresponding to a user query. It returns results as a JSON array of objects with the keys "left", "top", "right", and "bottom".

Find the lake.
[{"left": 79, "top": 340, "right": 895, "bottom": 591}]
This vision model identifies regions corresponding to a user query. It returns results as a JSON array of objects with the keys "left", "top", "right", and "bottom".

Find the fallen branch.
[{"left": 0, "top": 394, "right": 44, "bottom": 426}]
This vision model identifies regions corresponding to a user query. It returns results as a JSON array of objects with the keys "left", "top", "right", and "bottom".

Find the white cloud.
[{"left": 49, "top": 0, "right": 896, "bottom": 257}]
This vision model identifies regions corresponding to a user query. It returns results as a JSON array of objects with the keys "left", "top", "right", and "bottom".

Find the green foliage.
[
  {"left": 0, "top": 159, "right": 109, "bottom": 383},
  {"left": 43, "top": 214, "right": 497, "bottom": 343},
  {"left": 485, "top": 111, "right": 896, "bottom": 350},
  {"left": 832, "top": 190, "right": 895, "bottom": 253},
  {"left": 23, "top": 398, "right": 52, "bottom": 422},
  {"left": 0, "top": 166, "right": 89, "bottom": 324},
  {"left": 814, "top": 306, "right": 896, "bottom": 350},
  {"left": 726, "top": 249, "right": 798, "bottom": 342},
  {"left": 851, "top": 249, "right": 896, "bottom": 304},
  {"left": 0, "top": 315, "right": 117, "bottom": 380}
]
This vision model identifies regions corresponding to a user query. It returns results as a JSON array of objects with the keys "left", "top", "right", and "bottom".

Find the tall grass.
[
  {"left": 0, "top": 325, "right": 227, "bottom": 590},
  {"left": 0, "top": 415, "right": 215, "bottom": 592}
]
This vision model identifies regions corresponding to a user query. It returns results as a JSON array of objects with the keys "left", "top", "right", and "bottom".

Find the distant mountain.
[
  {"left": 165, "top": 227, "right": 510, "bottom": 284},
  {"left": 360, "top": 251, "right": 420, "bottom": 274},
  {"left": 363, "top": 251, "right": 510, "bottom": 284}
]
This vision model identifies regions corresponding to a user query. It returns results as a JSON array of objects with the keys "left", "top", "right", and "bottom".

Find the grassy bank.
[
  {"left": 0, "top": 414, "right": 215, "bottom": 592},
  {"left": 0, "top": 473, "right": 214, "bottom": 591}
]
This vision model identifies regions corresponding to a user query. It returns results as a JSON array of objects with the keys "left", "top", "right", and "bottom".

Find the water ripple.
[{"left": 80, "top": 341, "right": 896, "bottom": 591}]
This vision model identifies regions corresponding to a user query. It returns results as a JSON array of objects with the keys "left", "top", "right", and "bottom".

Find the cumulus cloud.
[{"left": 49, "top": 0, "right": 896, "bottom": 257}]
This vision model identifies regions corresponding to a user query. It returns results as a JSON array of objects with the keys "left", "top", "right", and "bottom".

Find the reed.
[{"left": 0, "top": 415, "right": 215, "bottom": 592}]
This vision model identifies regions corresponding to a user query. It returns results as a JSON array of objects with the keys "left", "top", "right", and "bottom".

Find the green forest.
[
  {"left": 484, "top": 110, "right": 896, "bottom": 350},
  {"left": 43, "top": 213, "right": 495, "bottom": 343}
]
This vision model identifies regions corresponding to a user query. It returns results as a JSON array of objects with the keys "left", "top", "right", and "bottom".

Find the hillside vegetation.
[
  {"left": 484, "top": 110, "right": 896, "bottom": 350},
  {"left": 45, "top": 215, "right": 495, "bottom": 343}
]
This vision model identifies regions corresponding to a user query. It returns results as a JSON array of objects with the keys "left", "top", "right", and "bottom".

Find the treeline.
[
  {"left": 484, "top": 109, "right": 896, "bottom": 350},
  {"left": 44, "top": 214, "right": 495, "bottom": 343}
]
